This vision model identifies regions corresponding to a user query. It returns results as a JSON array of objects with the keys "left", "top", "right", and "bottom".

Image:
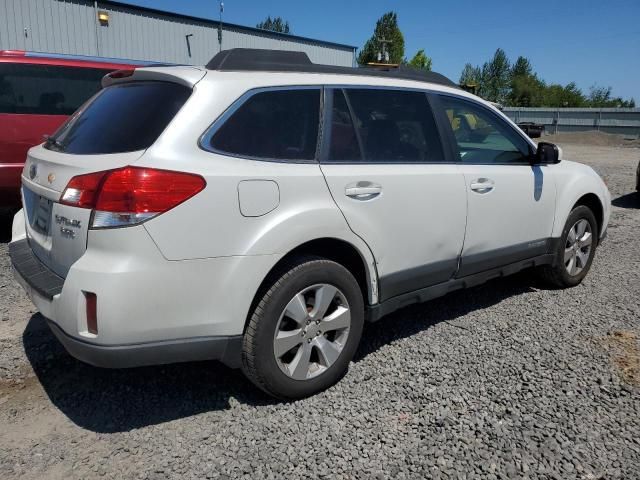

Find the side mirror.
[{"left": 534, "top": 142, "right": 560, "bottom": 165}]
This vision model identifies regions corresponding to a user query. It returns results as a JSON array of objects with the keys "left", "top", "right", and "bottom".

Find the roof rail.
[{"left": 206, "top": 49, "right": 457, "bottom": 88}]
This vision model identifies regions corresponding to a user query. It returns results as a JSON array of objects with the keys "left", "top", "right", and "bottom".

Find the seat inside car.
[{"left": 365, "top": 119, "right": 419, "bottom": 161}]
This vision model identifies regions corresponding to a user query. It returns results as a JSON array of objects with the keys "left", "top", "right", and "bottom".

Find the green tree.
[
  {"left": 357, "top": 12, "right": 405, "bottom": 65},
  {"left": 459, "top": 63, "right": 482, "bottom": 89},
  {"left": 459, "top": 63, "right": 482, "bottom": 86},
  {"left": 587, "top": 85, "right": 612, "bottom": 106},
  {"left": 256, "top": 16, "right": 290, "bottom": 33},
  {"left": 508, "top": 56, "right": 542, "bottom": 107},
  {"left": 586, "top": 85, "right": 634, "bottom": 107},
  {"left": 511, "top": 56, "right": 533, "bottom": 78},
  {"left": 480, "top": 48, "right": 511, "bottom": 103},
  {"left": 461, "top": 50, "right": 634, "bottom": 108},
  {"left": 542, "top": 82, "right": 585, "bottom": 107},
  {"left": 509, "top": 74, "right": 545, "bottom": 107},
  {"left": 408, "top": 49, "right": 432, "bottom": 71}
]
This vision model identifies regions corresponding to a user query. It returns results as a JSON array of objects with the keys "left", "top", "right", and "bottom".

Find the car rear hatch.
[
  {"left": 20, "top": 66, "right": 205, "bottom": 279},
  {"left": 21, "top": 148, "right": 143, "bottom": 278}
]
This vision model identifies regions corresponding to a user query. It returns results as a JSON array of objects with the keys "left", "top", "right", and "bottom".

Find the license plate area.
[
  {"left": 21, "top": 186, "right": 92, "bottom": 278},
  {"left": 23, "top": 187, "right": 53, "bottom": 242},
  {"left": 31, "top": 196, "right": 53, "bottom": 236}
]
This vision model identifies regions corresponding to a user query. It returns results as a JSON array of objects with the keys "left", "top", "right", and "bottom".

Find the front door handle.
[
  {"left": 470, "top": 178, "right": 495, "bottom": 194},
  {"left": 345, "top": 182, "right": 382, "bottom": 200}
]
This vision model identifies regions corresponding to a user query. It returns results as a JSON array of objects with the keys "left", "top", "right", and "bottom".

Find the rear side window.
[
  {"left": 0, "top": 64, "right": 110, "bottom": 115},
  {"left": 47, "top": 82, "right": 191, "bottom": 155},
  {"left": 327, "top": 88, "right": 444, "bottom": 163},
  {"left": 209, "top": 89, "right": 320, "bottom": 161}
]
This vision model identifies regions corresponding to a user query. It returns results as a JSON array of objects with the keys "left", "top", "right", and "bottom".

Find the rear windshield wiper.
[{"left": 44, "top": 135, "right": 65, "bottom": 152}]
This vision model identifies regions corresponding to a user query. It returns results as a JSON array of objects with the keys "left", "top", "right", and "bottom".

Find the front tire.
[
  {"left": 537, "top": 205, "right": 598, "bottom": 288},
  {"left": 241, "top": 256, "right": 364, "bottom": 400}
]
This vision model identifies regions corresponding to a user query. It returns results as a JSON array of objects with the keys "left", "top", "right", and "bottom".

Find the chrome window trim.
[{"left": 198, "top": 85, "right": 323, "bottom": 164}]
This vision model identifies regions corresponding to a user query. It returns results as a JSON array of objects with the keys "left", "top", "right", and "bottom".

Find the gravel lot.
[{"left": 1, "top": 141, "right": 639, "bottom": 480}]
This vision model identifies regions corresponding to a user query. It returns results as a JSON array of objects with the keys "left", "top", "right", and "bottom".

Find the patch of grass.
[{"left": 601, "top": 330, "right": 640, "bottom": 386}]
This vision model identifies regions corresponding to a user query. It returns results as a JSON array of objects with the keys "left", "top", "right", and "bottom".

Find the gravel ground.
[{"left": 1, "top": 142, "right": 639, "bottom": 480}]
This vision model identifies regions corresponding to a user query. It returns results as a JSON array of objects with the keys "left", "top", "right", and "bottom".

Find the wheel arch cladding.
[
  {"left": 244, "top": 238, "right": 372, "bottom": 332},
  {"left": 573, "top": 193, "right": 604, "bottom": 237}
]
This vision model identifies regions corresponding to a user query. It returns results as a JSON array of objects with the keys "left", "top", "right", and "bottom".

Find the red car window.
[{"left": 0, "top": 64, "right": 112, "bottom": 116}]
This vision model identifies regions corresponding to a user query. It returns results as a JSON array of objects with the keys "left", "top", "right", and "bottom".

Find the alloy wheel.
[
  {"left": 273, "top": 284, "right": 351, "bottom": 380},
  {"left": 564, "top": 219, "right": 593, "bottom": 276}
]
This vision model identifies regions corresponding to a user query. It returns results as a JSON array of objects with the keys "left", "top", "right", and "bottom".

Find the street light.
[{"left": 218, "top": 1, "right": 224, "bottom": 52}]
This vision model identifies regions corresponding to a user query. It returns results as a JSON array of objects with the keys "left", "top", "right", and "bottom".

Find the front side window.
[
  {"left": 439, "top": 95, "right": 531, "bottom": 164},
  {"left": 327, "top": 88, "right": 443, "bottom": 163},
  {"left": 209, "top": 88, "right": 320, "bottom": 161},
  {"left": 0, "top": 64, "right": 110, "bottom": 115},
  {"left": 47, "top": 81, "right": 191, "bottom": 154}
]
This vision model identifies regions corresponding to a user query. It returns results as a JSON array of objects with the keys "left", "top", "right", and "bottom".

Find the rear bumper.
[
  {"left": 46, "top": 318, "right": 242, "bottom": 368},
  {"left": 10, "top": 210, "right": 280, "bottom": 369},
  {"left": 9, "top": 239, "right": 64, "bottom": 299},
  {"left": 10, "top": 243, "right": 245, "bottom": 369}
]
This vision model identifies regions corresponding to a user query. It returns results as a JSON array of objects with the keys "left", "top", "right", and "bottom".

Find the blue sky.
[{"left": 126, "top": 0, "right": 640, "bottom": 101}]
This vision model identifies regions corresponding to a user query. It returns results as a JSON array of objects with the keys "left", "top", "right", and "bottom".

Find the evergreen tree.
[
  {"left": 480, "top": 48, "right": 511, "bottom": 103},
  {"left": 256, "top": 16, "right": 291, "bottom": 34},
  {"left": 459, "top": 63, "right": 482, "bottom": 87},
  {"left": 357, "top": 12, "right": 405, "bottom": 65},
  {"left": 511, "top": 56, "right": 533, "bottom": 78},
  {"left": 408, "top": 49, "right": 432, "bottom": 71}
]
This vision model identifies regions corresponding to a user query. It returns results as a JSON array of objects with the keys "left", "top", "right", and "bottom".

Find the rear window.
[
  {"left": 47, "top": 82, "right": 191, "bottom": 155},
  {"left": 0, "top": 63, "right": 110, "bottom": 115}
]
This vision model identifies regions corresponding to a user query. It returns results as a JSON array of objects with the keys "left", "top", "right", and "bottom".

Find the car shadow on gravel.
[
  {"left": 0, "top": 208, "right": 18, "bottom": 243},
  {"left": 612, "top": 192, "right": 639, "bottom": 209},
  {"left": 22, "top": 315, "right": 278, "bottom": 433},
  {"left": 23, "top": 273, "right": 537, "bottom": 433},
  {"left": 354, "top": 273, "right": 537, "bottom": 361}
]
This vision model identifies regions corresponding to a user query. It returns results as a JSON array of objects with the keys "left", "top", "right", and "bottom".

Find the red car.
[{"left": 0, "top": 50, "right": 140, "bottom": 207}]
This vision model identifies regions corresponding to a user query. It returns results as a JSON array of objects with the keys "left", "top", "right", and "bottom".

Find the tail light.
[{"left": 60, "top": 167, "right": 206, "bottom": 228}]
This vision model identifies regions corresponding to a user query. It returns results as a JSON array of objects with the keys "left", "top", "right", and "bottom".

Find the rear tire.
[
  {"left": 537, "top": 205, "right": 598, "bottom": 288},
  {"left": 241, "top": 256, "right": 364, "bottom": 400}
]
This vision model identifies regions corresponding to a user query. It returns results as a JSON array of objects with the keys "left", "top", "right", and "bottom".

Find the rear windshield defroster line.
[{"left": 46, "top": 81, "right": 192, "bottom": 155}]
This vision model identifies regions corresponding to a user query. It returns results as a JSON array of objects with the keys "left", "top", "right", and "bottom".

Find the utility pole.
[
  {"left": 218, "top": 1, "right": 224, "bottom": 52},
  {"left": 376, "top": 37, "right": 390, "bottom": 63}
]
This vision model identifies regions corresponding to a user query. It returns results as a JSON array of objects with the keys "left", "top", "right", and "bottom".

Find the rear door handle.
[
  {"left": 470, "top": 178, "right": 495, "bottom": 194},
  {"left": 345, "top": 182, "right": 382, "bottom": 200}
]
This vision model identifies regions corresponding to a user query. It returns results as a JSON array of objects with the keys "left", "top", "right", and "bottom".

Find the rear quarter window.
[
  {"left": 207, "top": 88, "right": 321, "bottom": 161},
  {"left": 48, "top": 81, "right": 191, "bottom": 155},
  {"left": 0, "top": 64, "right": 110, "bottom": 115}
]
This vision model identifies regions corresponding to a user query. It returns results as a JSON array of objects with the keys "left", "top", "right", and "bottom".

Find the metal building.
[
  {"left": 504, "top": 107, "right": 640, "bottom": 137},
  {"left": 0, "top": 0, "right": 357, "bottom": 67}
]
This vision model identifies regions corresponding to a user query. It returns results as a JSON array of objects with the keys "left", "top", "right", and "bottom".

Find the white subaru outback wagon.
[{"left": 10, "top": 49, "right": 610, "bottom": 399}]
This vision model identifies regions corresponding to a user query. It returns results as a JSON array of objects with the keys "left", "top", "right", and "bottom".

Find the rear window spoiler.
[{"left": 101, "top": 66, "right": 206, "bottom": 89}]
